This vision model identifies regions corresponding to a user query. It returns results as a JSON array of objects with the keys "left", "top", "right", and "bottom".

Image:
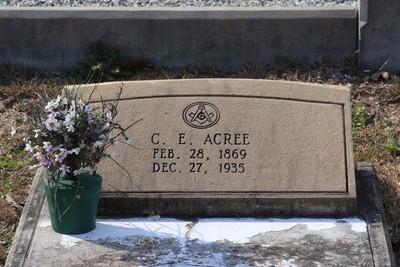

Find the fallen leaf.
[
  {"left": 5, "top": 194, "right": 23, "bottom": 211},
  {"left": 371, "top": 71, "right": 390, "bottom": 81}
]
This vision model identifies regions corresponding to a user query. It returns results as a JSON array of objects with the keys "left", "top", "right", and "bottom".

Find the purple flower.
[
  {"left": 90, "top": 141, "right": 103, "bottom": 153},
  {"left": 34, "top": 152, "right": 51, "bottom": 167},
  {"left": 54, "top": 148, "right": 68, "bottom": 163},
  {"left": 79, "top": 139, "right": 87, "bottom": 149},
  {"left": 43, "top": 142, "right": 53, "bottom": 154},
  {"left": 59, "top": 164, "right": 70, "bottom": 175},
  {"left": 34, "top": 152, "right": 44, "bottom": 161}
]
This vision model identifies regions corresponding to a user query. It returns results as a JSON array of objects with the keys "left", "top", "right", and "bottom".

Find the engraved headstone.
[{"left": 80, "top": 79, "right": 356, "bottom": 217}]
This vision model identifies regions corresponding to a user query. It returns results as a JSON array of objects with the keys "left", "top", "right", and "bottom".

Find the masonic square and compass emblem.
[{"left": 183, "top": 102, "right": 220, "bottom": 129}]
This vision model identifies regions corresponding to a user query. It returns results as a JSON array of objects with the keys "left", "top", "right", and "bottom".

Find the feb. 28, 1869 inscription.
[{"left": 81, "top": 79, "right": 356, "bottom": 217}]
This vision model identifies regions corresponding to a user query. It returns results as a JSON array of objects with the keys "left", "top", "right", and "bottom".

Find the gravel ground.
[{"left": 0, "top": 0, "right": 357, "bottom": 7}]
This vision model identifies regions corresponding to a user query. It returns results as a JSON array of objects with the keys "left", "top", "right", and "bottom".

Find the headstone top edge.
[{"left": 66, "top": 79, "right": 350, "bottom": 103}]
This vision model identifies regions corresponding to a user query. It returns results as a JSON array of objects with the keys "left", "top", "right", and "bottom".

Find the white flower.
[
  {"left": 69, "top": 103, "right": 77, "bottom": 115},
  {"left": 73, "top": 169, "right": 82, "bottom": 176},
  {"left": 63, "top": 112, "right": 77, "bottom": 133},
  {"left": 106, "top": 112, "right": 112, "bottom": 122},
  {"left": 25, "top": 142, "right": 33, "bottom": 152},
  {"left": 68, "top": 148, "right": 80, "bottom": 155},
  {"left": 102, "top": 123, "right": 110, "bottom": 131},
  {"left": 25, "top": 141, "right": 38, "bottom": 152},
  {"left": 10, "top": 126, "right": 16, "bottom": 137},
  {"left": 44, "top": 114, "right": 60, "bottom": 131},
  {"left": 77, "top": 99, "right": 90, "bottom": 113},
  {"left": 87, "top": 164, "right": 98, "bottom": 175},
  {"left": 65, "top": 124, "right": 75, "bottom": 133},
  {"left": 125, "top": 139, "right": 133, "bottom": 145},
  {"left": 44, "top": 102, "right": 54, "bottom": 112},
  {"left": 107, "top": 152, "right": 116, "bottom": 159},
  {"left": 91, "top": 63, "right": 102, "bottom": 70},
  {"left": 64, "top": 112, "right": 76, "bottom": 125},
  {"left": 60, "top": 97, "right": 68, "bottom": 105},
  {"left": 99, "top": 134, "right": 112, "bottom": 142},
  {"left": 33, "top": 129, "right": 41, "bottom": 138},
  {"left": 44, "top": 95, "right": 62, "bottom": 112},
  {"left": 77, "top": 99, "right": 84, "bottom": 107}
]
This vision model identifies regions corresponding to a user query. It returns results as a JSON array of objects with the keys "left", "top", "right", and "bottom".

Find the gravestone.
[{"left": 80, "top": 79, "right": 356, "bottom": 217}]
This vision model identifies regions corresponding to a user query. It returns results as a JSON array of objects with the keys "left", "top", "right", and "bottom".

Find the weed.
[
  {"left": 352, "top": 104, "right": 370, "bottom": 137},
  {"left": 3, "top": 232, "right": 14, "bottom": 248},
  {"left": 0, "top": 172, "right": 23, "bottom": 196},
  {"left": 0, "top": 158, "right": 26, "bottom": 171},
  {"left": 385, "top": 136, "right": 400, "bottom": 155},
  {"left": 76, "top": 41, "right": 123, "bottom": 82},
  {"left": 0, "top": 153, "right": 28, "bottom": 195},
  {"left": 380, "top": 121, "right": 394, "bottom": 131}
]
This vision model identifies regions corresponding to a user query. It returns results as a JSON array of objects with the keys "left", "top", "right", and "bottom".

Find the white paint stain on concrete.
[
  {"left": 260, "top": 259, "right": 298, "bottom": 267},
  {"left": 37, "top": 217, "right": 366, "bottom": 248}
]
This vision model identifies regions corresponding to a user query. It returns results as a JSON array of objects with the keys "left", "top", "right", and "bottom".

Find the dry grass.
[{"left": 0, "top": 62, "right": 399, "bottom": 266}]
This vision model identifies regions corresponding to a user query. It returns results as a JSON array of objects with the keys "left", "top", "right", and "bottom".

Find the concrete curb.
[
  {"left": 356, "top": 162, "right": 397, "bottom": 266},
  {"left": 5, "top": 168, "right": 46, "bottom": 267},
  {"left": 0, "top": 7, "right": 357, "bottom": 70},
  {"left": 0, "top": 6, "right": 357, "bottom": 19}
]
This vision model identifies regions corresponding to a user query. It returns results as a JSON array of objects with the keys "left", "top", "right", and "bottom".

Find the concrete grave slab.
[
  {"left": 5, "top": 163, "right": 395, "bottom": 267},
  {"left": 77, "top": 79, "right": 356, "bottom": 217}
]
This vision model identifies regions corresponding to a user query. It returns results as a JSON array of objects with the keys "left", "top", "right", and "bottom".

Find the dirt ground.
[{"left": 0, "top": 62, "right": 399, "bottom": 266}]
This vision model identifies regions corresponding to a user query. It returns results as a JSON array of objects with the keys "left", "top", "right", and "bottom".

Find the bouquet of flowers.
[
  {"left": 25, "top": 86, "right": 135, "bottom": 183},
  {"left": 24, "top": 85, "right": 139, "bottom": 233}
]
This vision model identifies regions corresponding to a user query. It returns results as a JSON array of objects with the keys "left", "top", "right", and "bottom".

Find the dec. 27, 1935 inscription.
[{"left": 82, "top": 79, "right": 357, "bottom": 217}]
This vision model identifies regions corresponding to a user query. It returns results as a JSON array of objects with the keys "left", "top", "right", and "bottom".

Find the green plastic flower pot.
[{"left": 44, "top": 172, "right": 102, "bottom": 234}]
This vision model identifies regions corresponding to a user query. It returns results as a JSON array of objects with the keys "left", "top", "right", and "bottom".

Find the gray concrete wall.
[
  {"left": 0, "top": 7, "right": 357, "bottom": 71},
  {"left": 359, "top": 0, "right": 400, "bottom": 71}
]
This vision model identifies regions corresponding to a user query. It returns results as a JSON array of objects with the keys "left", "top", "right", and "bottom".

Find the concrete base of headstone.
[
  {"left": 5, "top": 163, "right": 395, "bottom": 267},
  {"left": 98, "top": 194, "right": 356, "bottom": 218}
]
